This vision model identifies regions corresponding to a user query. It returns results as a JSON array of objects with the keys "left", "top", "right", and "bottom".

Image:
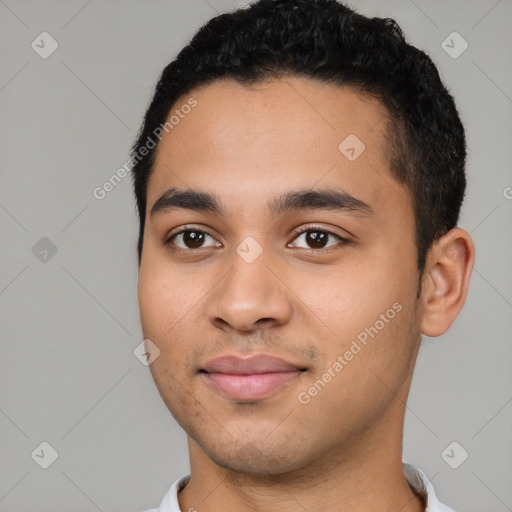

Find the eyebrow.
[{"left": 150, "top": 187, "right": 374, "bottom": 218}]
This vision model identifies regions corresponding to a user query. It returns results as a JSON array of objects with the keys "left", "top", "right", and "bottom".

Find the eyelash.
[{"left": 165, "top": 224, "right": 349, "bottom": 253}]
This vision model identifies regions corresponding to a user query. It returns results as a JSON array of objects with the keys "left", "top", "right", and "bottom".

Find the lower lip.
[{"left": 202, "top": 371, "right": 302, "bottom": 400}]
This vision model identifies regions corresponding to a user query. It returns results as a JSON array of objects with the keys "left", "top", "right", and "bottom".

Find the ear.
[{"left": 420, "top": 228, "right": 475, "bottom": 337}]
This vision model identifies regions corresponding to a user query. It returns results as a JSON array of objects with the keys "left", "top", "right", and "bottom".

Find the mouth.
[{"left": 200, "top": 354, "right": 307, "bottom": 401}]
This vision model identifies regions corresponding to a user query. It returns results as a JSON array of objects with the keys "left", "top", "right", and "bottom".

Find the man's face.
[{"left": 138, "top": 78, "right": 424, "bottom": 474}]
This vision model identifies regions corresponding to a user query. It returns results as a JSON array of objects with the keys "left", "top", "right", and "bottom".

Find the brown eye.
[
  {"left": 168, "top": 229, "right": 220, "bottom": 250},
  {"left": 289, "top": 228, "right": 346, "bottom": 250},
  {"left": 305, "top": 230, "right": 329, "bottom": 248}
]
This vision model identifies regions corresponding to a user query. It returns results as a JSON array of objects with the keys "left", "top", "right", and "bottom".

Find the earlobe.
[{"left": 420, "top": 228, "right": 475, "bottom": 337}]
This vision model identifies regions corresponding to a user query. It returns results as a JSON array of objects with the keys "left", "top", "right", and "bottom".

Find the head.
[{"left": 131, "top": 0, "right": 474, "bottom": 476}]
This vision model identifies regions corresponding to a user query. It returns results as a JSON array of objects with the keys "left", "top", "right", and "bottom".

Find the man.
[{"left": 131, "top": 0, "right": 474, "bottom": 510}]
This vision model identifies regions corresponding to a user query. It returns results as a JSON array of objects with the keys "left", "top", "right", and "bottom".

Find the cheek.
[
  {"left": 306, "top": 260, "right": 407, "bottom": 332},
  {"left": 300, "top": 252, "right": 419, "bottom": 383},
  {"left": 138, "top": 257, "right": 205, "bottom": 339},
  {"left": 138, "top": 260, "right": 207, "bottom": 383}
]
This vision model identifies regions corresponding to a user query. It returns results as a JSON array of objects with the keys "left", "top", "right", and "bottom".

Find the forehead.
[{"left": 147, "top": 77, "right": 409, "bottom": 221}]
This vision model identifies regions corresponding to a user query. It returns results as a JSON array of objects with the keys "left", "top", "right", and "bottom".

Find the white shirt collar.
[
  {"left": 403, "top": 463, "right": 455, "bottom": 512},
  {"left": 142, "top": 463, "right": 455, "bottom": 512}
]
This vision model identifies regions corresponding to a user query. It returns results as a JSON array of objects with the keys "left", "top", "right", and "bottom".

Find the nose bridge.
[
  {"left": 207, "top": 240, "right": 292, "bottom": 331},
  {"left": 229, "top": 244, "right": 271, "bottom": 294}
]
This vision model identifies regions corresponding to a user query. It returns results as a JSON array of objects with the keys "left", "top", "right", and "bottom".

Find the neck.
[{"left": 178, "top": 399, "right": 425, "bottom": 512}]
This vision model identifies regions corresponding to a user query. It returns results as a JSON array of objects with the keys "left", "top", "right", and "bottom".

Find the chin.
[{"left": 197, "top": 434, "right": 315, "bottom": 476}]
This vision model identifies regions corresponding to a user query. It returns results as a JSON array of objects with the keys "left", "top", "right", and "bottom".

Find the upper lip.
[{"left": 202, "top": 354, "right": 305, "bottom": 375}]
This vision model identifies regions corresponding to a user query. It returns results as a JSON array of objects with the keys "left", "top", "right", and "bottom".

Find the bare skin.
[{"left": 137, "top": 77, "right": 474, "bottom": 512}]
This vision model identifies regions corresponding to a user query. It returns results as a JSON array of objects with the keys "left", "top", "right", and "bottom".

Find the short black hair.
[{"left": 130, "top": 0, "right": 466, "bottom": 276}]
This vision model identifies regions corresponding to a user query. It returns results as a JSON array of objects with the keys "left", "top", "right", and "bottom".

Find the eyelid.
[{"left": 290, "top": 223, "right": 346, "bottom": 235}]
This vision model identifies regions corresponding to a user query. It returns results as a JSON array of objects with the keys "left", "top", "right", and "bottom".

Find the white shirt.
[{"left": 141, "top": 462, "right": 455, "bottom": 512}]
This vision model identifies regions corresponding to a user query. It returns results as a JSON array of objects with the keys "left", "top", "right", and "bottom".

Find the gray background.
[{"left": 1, "top": 0, "right": 511, "bottom": 510}]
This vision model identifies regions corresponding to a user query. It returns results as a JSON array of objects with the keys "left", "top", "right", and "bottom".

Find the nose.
[{"left": 206, "top": 248, "right": 293, "bottom": 333}]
